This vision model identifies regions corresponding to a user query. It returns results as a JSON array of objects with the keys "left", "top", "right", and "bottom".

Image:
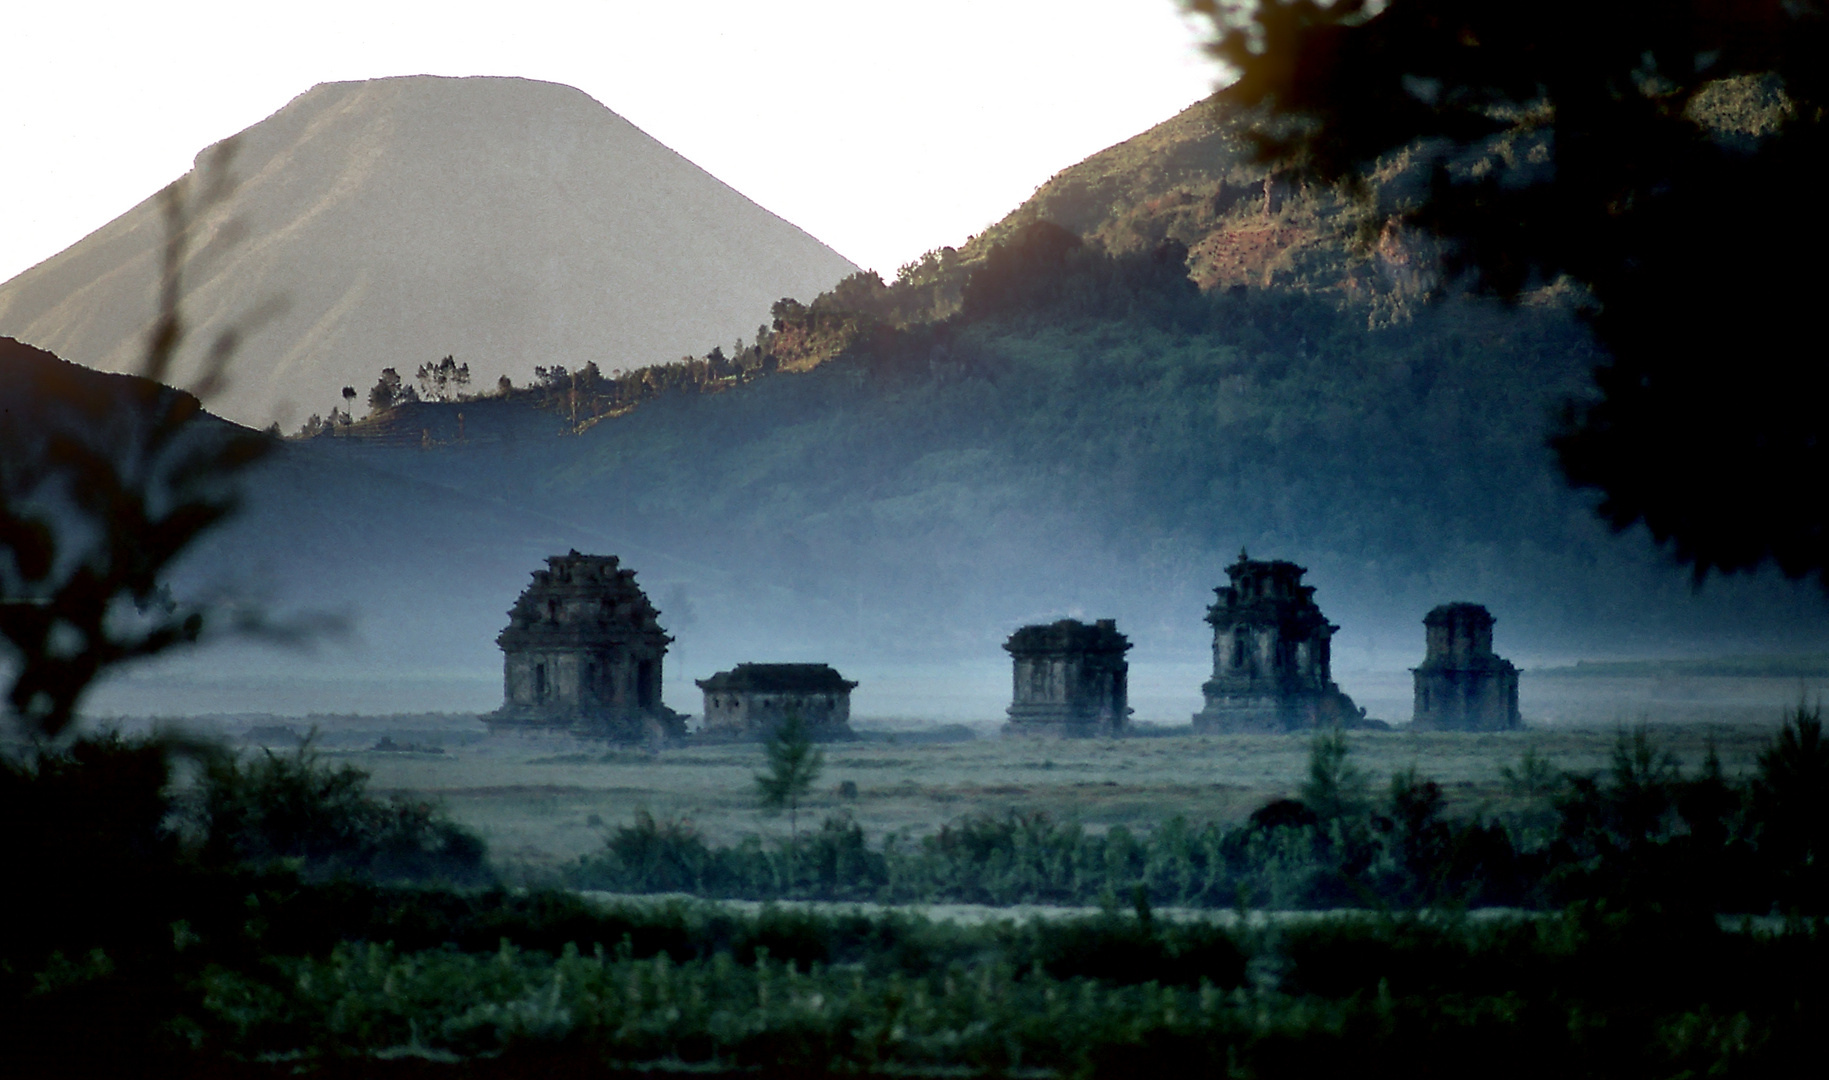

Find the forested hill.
[
  {"left": 959, "top": 95, "right": 1381, "bottom": 297},
  {"left": 93, "top": 88, "right": 1829, "bottom": 716},
  {"left": 269, "top": 219, "right": 1829, "bottom": 707},
  {"left": 872, "top": 93, "right": 1444, "bottom": 326}
]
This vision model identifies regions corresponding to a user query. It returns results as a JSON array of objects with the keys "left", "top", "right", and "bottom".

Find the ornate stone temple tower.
[
  {"left": 1191, "top": 553, "right": 1367, "bottom": 732},
  {"left": 488, "top": 551, "right": 686, "bottom": 741},
  {"left": 1411, "top": 603, "right": 1521, "bottom": 731},
  {"left": 1003, "top": 619, "right": 1132, "bottom": 737}
]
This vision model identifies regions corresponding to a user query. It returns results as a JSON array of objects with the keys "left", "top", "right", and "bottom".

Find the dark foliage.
[
  {"left": 0, "top": 733, "right": 491, "bottom": 1073},
  {"left": 1750, "top": 706, "right": 1829, "bottom": 907},
  {"left": 1022, "top": 897, "right": 1249, "bottom": 989},
  {"left": 0, "top": 735, "right": 189, "bottom": 968},
  {"left": 0, "top": 338, "right": 269, "bottom": 743},
  {"left": 1, "top": 151, "right": 278, "bottom": 747},
  {"left": 367, "top": 365, "right": 418, "bottom": 412},
  {"left": 184, "top": 738, "right": 492, "bottom": 886},
  {"left": 1249, "top": 797, "right": 1318, "bottom": 831},
  {"left": 1189, "top": 0, "right": 1829, "bottom": 584},
  {"left": 5, "top": 868, "right": 1823, "bottom": 1076},
  {"left": 575, "top": 714, "right": 1829, "bottom": 917},
  {"left": 958, "top": 220, "right": 1203, "bottom": 326},
  {"left": 8, "top": 717, "right": 1829, "bottom": 1075}
]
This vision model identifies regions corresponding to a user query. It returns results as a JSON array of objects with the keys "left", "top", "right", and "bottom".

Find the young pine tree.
[
  {"left": 755, "top": 709, "right": 823, "bottom": 841},
  {"left": 1299, "top": 725, "right": 1368, "bottom": 822}
]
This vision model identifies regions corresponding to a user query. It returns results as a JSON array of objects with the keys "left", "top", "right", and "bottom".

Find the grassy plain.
[{"left": 187, "top": 679, "right": 1806, "bottom": 873}]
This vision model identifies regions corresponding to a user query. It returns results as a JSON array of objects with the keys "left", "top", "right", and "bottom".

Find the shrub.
[
  {"left": 589, "top": 809, "right": 714, "bottom": 893},
  {"left": 184, "top": 738, "right": 490, "bottom": 886},
  {"left": 1751, "top": 704, "right": 1829, "bottom": 908}
]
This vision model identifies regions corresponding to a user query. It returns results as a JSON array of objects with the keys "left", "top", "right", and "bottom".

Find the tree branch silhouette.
[
  {"left": 1, "top": 141, "right": 273, "bottom": 745},
  {"left": 1185, "top": 0, "right": 1829, "bottom": 585}
]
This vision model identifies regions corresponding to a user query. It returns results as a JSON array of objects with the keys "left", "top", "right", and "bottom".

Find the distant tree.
[
  {"left": 1502, "top": 744, "right": 1561, "bottom": 800},
  {"left": 755, "top": 709, "right": 824, "bottom": 841},
  {"left": 341, "top": 385, "right": 356, "bottom": 415},
  {"left": 770, "top": 298, "right": 808, "bottom": 328},
  {"left": 416, "top": 357, "right": 444, "bottom": 401},
  {"left": 1299, "top": 726, "right": 1367, "bottom": 822},
  {"left": 367, "top": 367, "right": 417, "bottom": 413},
  {"left": 1185, "top": 0, "right": 1829, "bottom": 585},
  {"left": 496, "top": 374, "right": 513, "bottom": 396},
  {"left": 821, "top": 270, "right": 889, "bottom": 315},
  {"left": 415, "top": 355, "right": 468, "bottom": 402}
]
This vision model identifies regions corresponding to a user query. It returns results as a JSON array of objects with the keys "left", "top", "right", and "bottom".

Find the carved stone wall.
[
  {"left": 1192, "top": 553, "right": 1370, "bottom": 732},
  {"left": 696, "top": 663, "right": 858, "bottom": 741},
  {"left": 488, "top": 551, "right": 684, "bottom": 741},
  {"left": 1004, "top": 619, "right": 1132, "bottom": 737},
  {"left": 1411, "top": 603, "right": 1520, "bottom": 731}
]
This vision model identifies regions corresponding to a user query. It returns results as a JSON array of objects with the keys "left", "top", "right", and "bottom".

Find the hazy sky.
[{"left": 4, "top": 1, "right": 1217, "bottom": 283}]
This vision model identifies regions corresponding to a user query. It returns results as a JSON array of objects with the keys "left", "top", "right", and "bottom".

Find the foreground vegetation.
[
  {"left": 570, "top": 718, "right": 1828, "bottom": 916},
  {"left": 7, "top": 118, "right": 1826, "bottom": 1071},
  {"left": 120, "top": 903, "right": 1829, "bottom": 1077},
  {"left": 4, "top": 712, "right": 1825, "bottom": 1076}
]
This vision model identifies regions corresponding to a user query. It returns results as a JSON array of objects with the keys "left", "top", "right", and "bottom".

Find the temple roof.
[
  {"left": 496, "top": 550, "right": 670, "bottom": 650},
  {"left": 1003, "top": 618, "right": 1132, "bottom": 656},
  {"left": 696, "top": 663, "right": 858, "bottom": 694},
  {"left": 1207, "top": 555, "right": 1335, "bottom": 634},
  {"left": 1416, "top": 602, "right": 1514, "bottom": 672},
  {"left": 1424, "top": 602, "right": 1496, "bottom": 628}
]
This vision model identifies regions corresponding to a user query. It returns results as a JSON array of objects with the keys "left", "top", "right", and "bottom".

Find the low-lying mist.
[{"left": 73, "top": 289, "right": 1829, "bottom": 728}]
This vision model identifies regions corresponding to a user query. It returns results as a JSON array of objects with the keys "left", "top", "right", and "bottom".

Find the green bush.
[
  {"left": 10, "top": 719, "right": 1829, "bottom": 1075},
  {"left": 574, "top": 717, "right": 1829, "bottom": 917},
  {"left": 184, "top": 737, "right": 492, "bottom": 887},
  {"left": 101, "top": 899, "right": 1829, "bottom": 1075}
]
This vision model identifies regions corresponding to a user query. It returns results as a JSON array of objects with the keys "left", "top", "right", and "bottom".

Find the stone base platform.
[
  {"left": 1003, "top": 704, "right": 1132, "bottom": 738},
  {"left": 485, "top": 706, "right": 687, "bottom": 743},
  {"left": 1191, "top": 689, "right": 1385, "bottom": 733}
]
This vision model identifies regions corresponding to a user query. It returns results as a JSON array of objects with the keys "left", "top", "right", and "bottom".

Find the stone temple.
[
  {"left": 1191, "top": 553, "right": 1369, "bottom": 732},
  {"left": 696, "top": 663, "right": 858, "bottom": 741},
  {"left": 1411, "top": 603, "right": 1521, "bottom": 731},
  {"left": 1004, "top": 619, "right": 1132, "bottom": 737},
  {"left": 488, "top": 551, "right": 686, "bottom": 741}
]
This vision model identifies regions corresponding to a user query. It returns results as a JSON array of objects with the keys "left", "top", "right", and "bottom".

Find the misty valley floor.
[{"left": 202, "top": 717, "right": 1783, "bottom": 871}]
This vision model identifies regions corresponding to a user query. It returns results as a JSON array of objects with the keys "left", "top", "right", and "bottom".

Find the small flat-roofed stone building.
[
  {"left": 1004, "top": 618, "right": 1132, "bottom": 737},
  {"left": 696, "top": 663, "right": 858, "bottom": 741},
  {"left": 1192, "top": 553, "right": 1369, "bottom": 732},
  {"left": 488, "top": 551, "right": 685, "bottom": 741},
  {"left": 1411, "top": 603, "right": 1520, "bottom": 731}
]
